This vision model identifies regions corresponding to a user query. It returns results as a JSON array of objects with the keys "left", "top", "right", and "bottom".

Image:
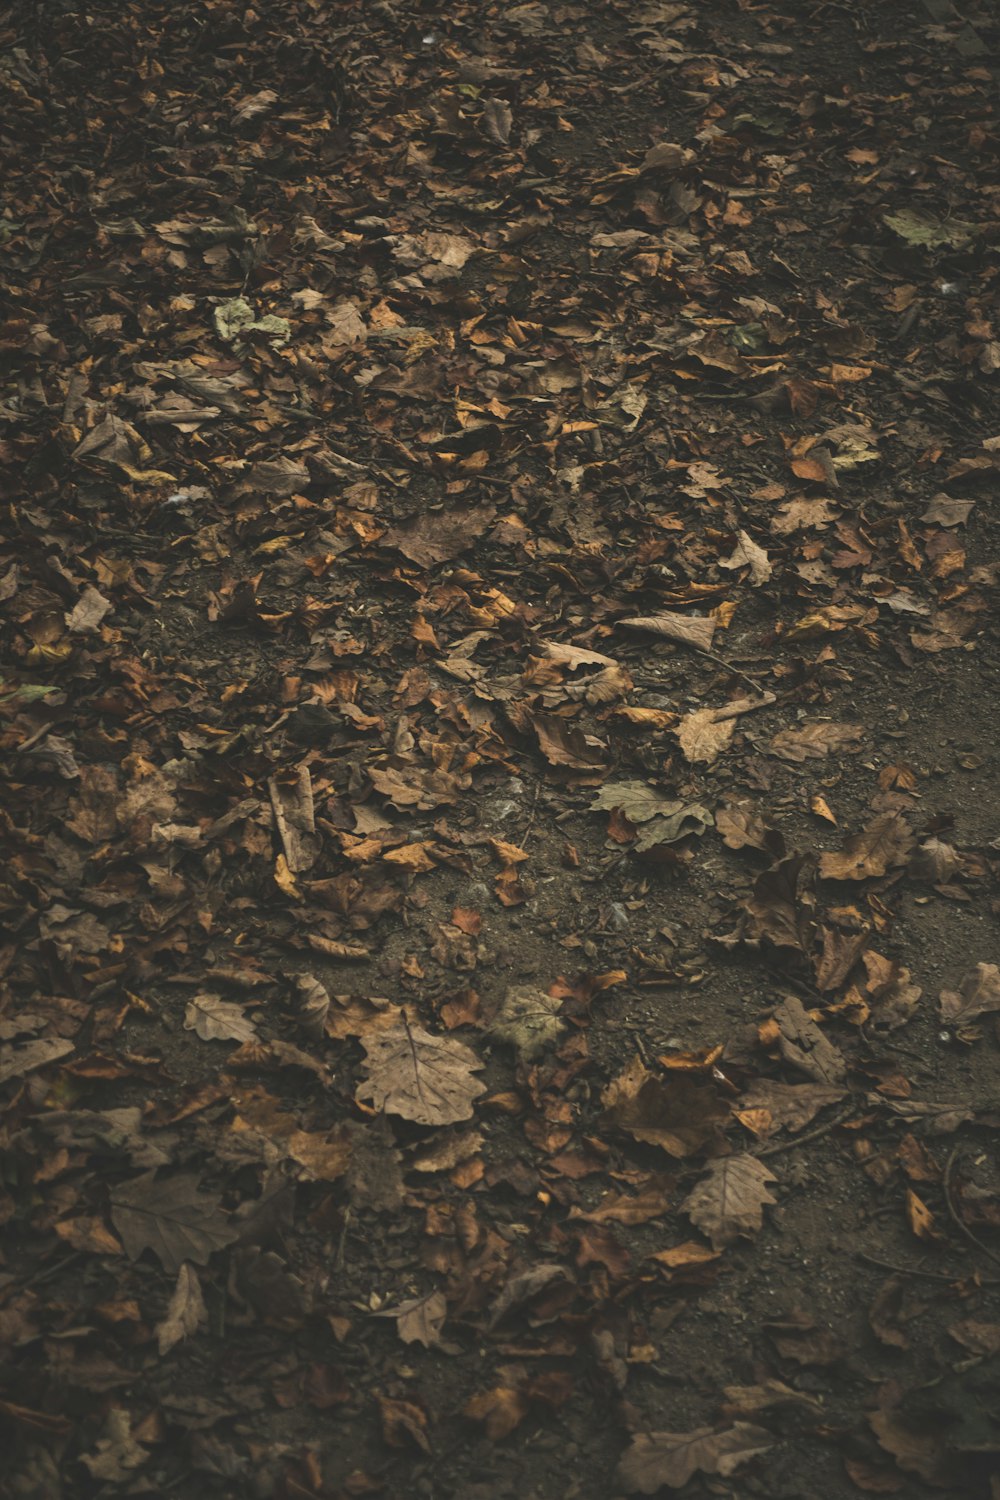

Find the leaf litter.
[{"left": 3, "top": 0, "right": 1000, "bottom": 1494}]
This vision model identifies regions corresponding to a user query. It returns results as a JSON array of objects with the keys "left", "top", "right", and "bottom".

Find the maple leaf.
[
  {"left": 682, "top": 1156, "right": 778, "bottom": 1249},
  {"left": 356, "top": 1023, "right": 486, "bottom": 1125},
  {"left": 489, "top": 985, "right": 565, "bottom": 1061}
]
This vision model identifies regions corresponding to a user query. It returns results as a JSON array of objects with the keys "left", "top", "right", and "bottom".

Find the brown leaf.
[
  {"left": 376, "top": 1393, "right": 430, "bottom": 1453},
  {"left": 948, "top": 1319, "right": 1000, "bottom": 1356},
  {"left": 818, "top": 815, "right": 914, "bottom": 881},
  {"left": 65, "top": 585, "right": 113, "bottom": 633},
  {"left": 0, "top": 1037, "right": 74, "bottom": 1085},
  {"left": 481, "top": 96, "right": 513, "bottom": 144},
  {"left": 769, "top": 720, "right": 864, "bottom": 762},
  {"left": 870, "top": 1408, "right": 951, "bottom": 1486},
  {"left": 682, "top": 1156, "right": 778, "bottom": 1249},
  {"left": 183, "top": 994, "right": 257, "bottom": 1044},
  {"left": 571, "top": 1177, "right": 673, "bottom": 1227},
  {"left": 532, "top": 712, "right": 607, "bottom": 769},
  {"left": 602, "top": 1059, "right": 730, "bottom": 1158},
  {"left": 772, "top": 996, "right": 846, "bottom": 1083},
  {"left": 616, "top": 1423, "right": 772, "bottom": 1492},
  {"left": 861, "top": 952, "right": 922, "bottom": 1030},
  {"left": 742, "top": 855, "right": 818, "bottom": 953},
  {"left": 718, "top": 530, "right": 772, "bottom": 585},
  {"left": 735, "top": 1081, "right": 845, "bottom": 1139},
  {"left": 381, "top": 1290, "right": 448, "bottom": 1348},
  {"left": 939, "top": 963, "right": 1000, "bottom": 1025},
  {"left": 716, "top": 801, "right": 785, "bottom": 857},
  {"left": 156, "top": 1263, "right": 208, "bottom": 1355},
  {"left": 675, "top": 707, "right": 735, "bottom": 765},
  {"left": 356, "top": 1024, "right": 486, "bottom": 1125},
  {"left": 110, "top": 1172, "right": 238, "bottom": 1273},
  {"left": 464, "top": 1384, "right": 529, "bottom": 1440},
  {"left": 382, "top": 503, "right": 496, "bottom": 569},
  {"left": 617, "top": 611, "right": 717, "bottom": 649}
]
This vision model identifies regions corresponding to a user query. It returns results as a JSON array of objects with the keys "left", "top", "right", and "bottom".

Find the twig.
[
  {"left": 519, "top": 782, "right": 541, "bottom": 848},
  {"left": 335, "top": 1207, "right": 351, "bottom": 1273},
  {"left": 943, "top": 1148, "right": 1000, "bottom": 1270},
  {"left": 755, "top": 1105, "right": 856, "bottom": 1158},
  {"left": 694, "top": 647, "right": 769, "bottom": 697},
  {"left": 854, "top": 1252, "right": 1000, "bottom": 1284}
]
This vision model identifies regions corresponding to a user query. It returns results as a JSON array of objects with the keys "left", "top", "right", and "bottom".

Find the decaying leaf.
[
  {"left": 719, "top": 530, "right": 772, "bottom": 585},
  {"left": 617, "top": 611, "right": 717, "bottom": 649},
  {"left": 939, "top": 963, "right": 1000, "bottom": 1026},
  {"left": 682, "top": 1156, "right": 778, "bottom": 1249},
  {"left": 602, "top": 1059, "right": 730, "bottom": 1158},
  {"left": 356, "top": 1023, "right": 486, "bottom": 1125},
  {"left": 183, "top": 994, "right": 257, "bottom": 1043},
  {"left": 772, "top": 996, "right": 846, "bottom": 1083},
  {"left": 735, "top": 1081, "right": 846, "bottom": 1139},
  {"left": 818, "top": 815, "right": 914, "bottom": 881},
  {"left": 617, "top": 1423, "right": 772, "bottom": 1492},
  {"left": 110, "top": 1172, "right": 238, "bottom": 1273},
  {"left": 769, "top": 720, "right": 864, "bottom": 762},
  {"left": 156, "top": 1263, "right": 208, "bottom": 1355},
  {"left": 489, "top": 985, "right": 566, "bottom": 1061}
]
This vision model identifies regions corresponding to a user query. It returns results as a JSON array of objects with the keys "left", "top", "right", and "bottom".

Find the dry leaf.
[
  {"left": 675, "top": 707, "right": 736, "bottom": 765},
  {"left": 735, "top": 1081, "right": 845, "bottom": 1139},
  {"left": 156, "top": 1263, "right": 207, "bottom": 1355},
  {"left": 818, "top": 815, "right": 914, "bottom": 881},
  {"left": 719, "top": 530, "right": 772, "bottom": 585},
  {"left": 489, "top": 985, "right": 565, "bottom": 1061},
  {"left": 939, "top": 963, "right": 1000, "bottom": 1025},
  {"left": 617, "top": 612, "right": 717, "bottom": 649},
  {"left": 769, "top": 721, "right": 864, "bottom": 762},
  {"left": 617, "top": 1423, "right": 772, "bottom": 1492},
  {"left": 602, "top": 1059, "right": 730, "bottom": 1158},
  {"left": 110, "top": 1172, "right": 238, "bottom": 1273},
  {"left": 184, "top": 994, "right": 257, "bottom": 1044},
  {"left": 772, "top": 996, "right": 846, "bottom": 1083},
  {"left": 356, "top": 1024, "right": 486, "bottom": 1125},
  {"left": 682, "top": 1156, "right": 778, "bottom": 1249}
]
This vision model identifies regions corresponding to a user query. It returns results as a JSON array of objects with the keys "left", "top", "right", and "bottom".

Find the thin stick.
[
  {"left": 694, "top": 646, "right": 769, "bottom": 697},
  {"left": 755, "top": 1106, "right": 855, "bottom": 1158},
  {"left": 519, "top": 782, "right": 541, "bottom": 848},
  {"left": 854, "top": 1252, "right": 999, "bottom": 1284},
  {"left": 943, "top": 1148, "right": 1000, "bottom": 1271}
]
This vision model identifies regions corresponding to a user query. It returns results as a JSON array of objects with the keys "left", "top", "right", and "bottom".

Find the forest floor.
[{"left": 3, "top": 0, "right": 1000, "bottom": 1496}]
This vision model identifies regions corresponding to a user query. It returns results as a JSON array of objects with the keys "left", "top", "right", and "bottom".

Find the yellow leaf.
[{"left": 274, "top": 854, "right": 300, "bottom": 899}]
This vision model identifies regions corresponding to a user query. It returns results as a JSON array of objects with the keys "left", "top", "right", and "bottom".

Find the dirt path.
[{"left": 3, "top": 0, "right": 1000, "bottom": 1495}]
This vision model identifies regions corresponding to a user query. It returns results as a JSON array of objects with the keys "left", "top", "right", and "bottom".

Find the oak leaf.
[
  {"left": 356, "top": 1024, "right": 485, "bottom": 1125},
  {"left": 617, "top": 1423, "right": 772, "bottom": 1492},
  {"left": 682, "top": 1156, "right": 778, "bottom": 1249}
]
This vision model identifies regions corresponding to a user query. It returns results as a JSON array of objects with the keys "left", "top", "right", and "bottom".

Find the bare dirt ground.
[{"left": 3, "top": 0, "right": 1000, "bottom": 1496}]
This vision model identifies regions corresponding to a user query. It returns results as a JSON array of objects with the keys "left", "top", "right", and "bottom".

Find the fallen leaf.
[
  {"left": 489, "top": 985, "right": 565, "bottom": 1061},
  {"left": 735, "top": 1081, "right": 845, "bottom": 1139},
  {"left": 356, "top": 1024, "right": 486, "bottom": 1125},
  {"left": 183, "top": 994, "right": 257, "bottom": 1044},
  {"left": 0, "top": 1037, "right": 74, "bottom": 1085},
  {"left": 818, "top": 815, "right": 914, "bottom": 881},
  {"left": 939, "top": 963, "right": 1000, "bottom": 1025},
  {"left": 719, "top": 530, "right": 772, "bottom": 585},
  {"left": 616, "top": 1423, "right": 772, "bottom": 1492},
  {"left": 617, "top": 612, "right": 717, "bottom": 649},
  {"left": 602, "top": 1059, "right": 730, "bottom": 1158},
  {"left": 769, "top": 721, "right": 864, "bottom": 762},
  {"left": 382, "top": 504, "right": 496, "bottom": 568},
  {"left": 110, "top": 1172, "right": 238, "bottom": 1273},
  {"left": 682, "top": 1156, "right": 778, "bottom": 1249},
  {"left": 772, "top": 996, "right": 846, "bottom": 1083},
  {"left": 65, "top": 586, "right": 112, "bottom": 633},
  {"left": 157, "top": 1263, "right": 208, "bottom": 1355},
  {"left": 675, "top": 707, "right": 736, "bottom": 765}
]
